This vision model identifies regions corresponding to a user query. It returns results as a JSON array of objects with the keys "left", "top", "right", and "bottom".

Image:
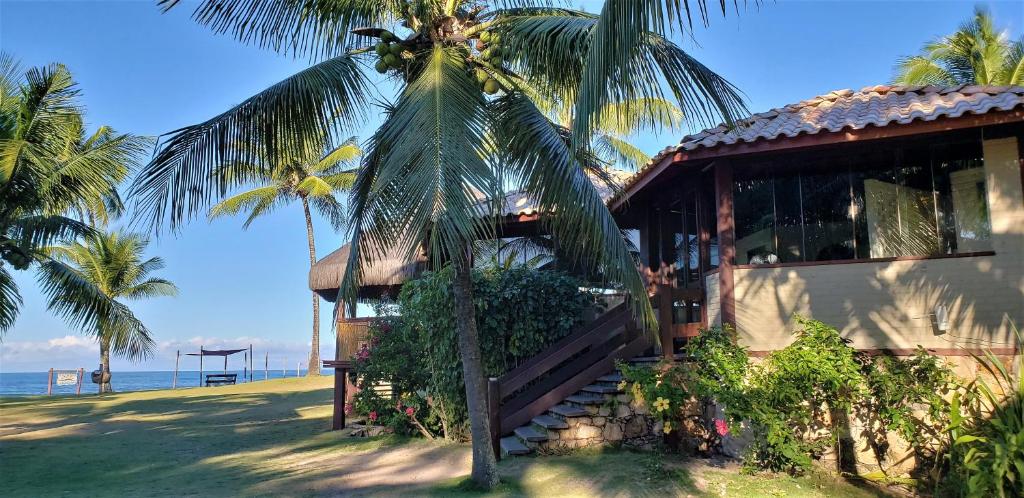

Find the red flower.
[
  {"left": 405, "top": 407, "right": 415, "bottom": 417},
  {"left": 356, "top": 346, "right": 370, "bottom": 361},
  {"left": 369, "top": 411, "right": 378, "bottom": 422},
  {"left": 715, "top": 419, "right": 729, "bottom": 436},
  {"left": 344, "top": 403, "right": 353, "bottom": 415}
]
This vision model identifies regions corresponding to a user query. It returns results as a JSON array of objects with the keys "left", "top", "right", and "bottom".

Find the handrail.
[
  {"left": 488, "top": 302, "right": 646, "bottom": 459},
  {"left": 497, "top": 302, "right": 630, "bottom": 396}
]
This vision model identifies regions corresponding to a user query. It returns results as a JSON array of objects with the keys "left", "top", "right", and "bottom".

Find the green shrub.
[
  {"left": 942, "top": 328, "right": 1024, "bottom": 498},
  {"left": 352, "top": 265, "right": 593, "bottom": 440}
]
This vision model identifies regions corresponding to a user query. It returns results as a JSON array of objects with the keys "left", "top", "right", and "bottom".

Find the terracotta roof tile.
[{"left": 619, "top": 85, "right": 1024, "bottom": 199}]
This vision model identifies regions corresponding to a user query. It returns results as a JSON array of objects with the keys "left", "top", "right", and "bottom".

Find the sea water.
[{"left": 0, "top": 369, "right": 330, "bottom": 397}]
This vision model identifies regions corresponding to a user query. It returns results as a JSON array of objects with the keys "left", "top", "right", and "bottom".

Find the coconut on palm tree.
[
  {"left": 0, "top": 55, "right": 150, "bottom": 335},
  {"left": 209, "top": 135, "right": 359, "bottom": 376},
  {"left": 41, "top": 231, "right": 177, "bottom": 393},
  {"left": 894, "top": 6, "right": 1024, "bottom": 86},
  {"left": 129, "top": 1, "right": 744, "bottom": 487}
]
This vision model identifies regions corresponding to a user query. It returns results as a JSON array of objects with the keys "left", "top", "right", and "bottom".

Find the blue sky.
[{"left": 1, "top": 0, "right": 1020, "bottom": 372}]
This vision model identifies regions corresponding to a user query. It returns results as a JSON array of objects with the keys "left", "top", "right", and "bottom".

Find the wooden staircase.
[{"left": 487, "top": 303, "right": 650, "bottom": 458}]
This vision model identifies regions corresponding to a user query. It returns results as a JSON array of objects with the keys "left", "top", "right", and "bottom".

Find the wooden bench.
[{"left": 205, "top": 374, "right": 237, "bottom": 386}]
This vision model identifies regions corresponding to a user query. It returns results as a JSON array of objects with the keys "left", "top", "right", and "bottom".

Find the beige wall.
[
  {"left": 731, "top": 137, "right": 1024, "bottom": 352},
  {"left": 705, "top": 274, "right": 722, "bottom": 328}
]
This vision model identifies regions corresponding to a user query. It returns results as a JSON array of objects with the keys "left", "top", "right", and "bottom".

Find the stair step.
[
  {"left": 500, "top": 436, "right": 532, "bottom": 456},
  {"left": 514, "top": 425, "right": 549, "bottom": 442},
  {"left": 565, "top": 394, "right": 606, "bottom": 406},
  {"left": 597, "top": 373, "right": 623, "bottom": 383},
  {"left": 532, "top": 415, "right": 569, "bottom": 430},
  {"left": 549, "top": 404, "right": 589, "bottom": 418},
  {"left": 581, "top": 384, "right": 621, "bottom": 395}
]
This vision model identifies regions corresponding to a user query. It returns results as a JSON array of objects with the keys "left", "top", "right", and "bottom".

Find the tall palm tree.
[
  {"left": 209, "top": 136, "right": 359, "bottom": 377},
  {"left": 40, "top": 231, "right": 177, "bottom": 393},
  {"left": 894, "top": 6, "right": 1024, "bottom": 86},
  {"left": 0, "top": 55, "right": 149, "bottom": 335},
  {"left": 129, "top": 1, "right": 745, "bottom": 487}
]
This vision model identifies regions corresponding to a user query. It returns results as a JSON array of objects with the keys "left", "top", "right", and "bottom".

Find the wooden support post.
[
  {"left": 172, "top": 350, "right": 180, "bottom": 389},
  {"left": 488, "top": 377, "right": 501, "bottom": 461},
  {"left": 658, "top": 285, "right": 674, "bottom": 360},
  {"left": 249, "top": 344, "right": 254, "bottom": 382},
  {"left": 243, "top": 352, "right": 247, "bottom": 383},
  {"left": 332, "top": 367, "right": 345, "bottom": 430},
  {"left": 76, "top": 368, "right": 83, "bottom": 396},
  {"left": 199, "top": 346, "right": 204, "bottom": 387},
  {"left": 264, "top": 352, "right": 268, "bottom": 380},
  {"left": 715, "top": 161, "right": 737, "bottom": 328},
  {"left": 47, "top": 368, "right": 53, "bottom": 396}
]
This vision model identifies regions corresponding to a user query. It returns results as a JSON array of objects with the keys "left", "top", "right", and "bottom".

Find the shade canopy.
[
  {"left": 309, "top": 242, "right": 426, "bottom": 302},
  {"left": 185, "top": 348, "right": 247, "bottom": 357}
]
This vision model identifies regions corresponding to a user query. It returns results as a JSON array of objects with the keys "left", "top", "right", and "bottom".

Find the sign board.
[{"left": 56, "top": 371, "right": 78, "bottom": 386}]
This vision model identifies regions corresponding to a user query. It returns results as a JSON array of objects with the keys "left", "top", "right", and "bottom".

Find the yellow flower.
[
  {"left": 617, "top": 380, "right": 627, "bottom": 391},
  {"left": 653, "top": 397, "right": 670, "bottom": 412},
  {"left": 663, "top": 421, "right": 673, "bottom": 434}
]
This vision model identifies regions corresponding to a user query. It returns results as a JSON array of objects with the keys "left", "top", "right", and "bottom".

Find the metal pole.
[
  {"left": 199, "top": 346, "right": 204, "bottom": 387},
  {"left": 47, "top": 368, "right": 53, "bottom": 396},
  {"left": 172, "top": 350, "right": 180, "bottom": 389},
  {"left": 249, "top": 344, "right": 254, "bottom": 382},
  {"left": 264, "top": 352, "right": 268, "bottom": 380},
  {"left": 243, "top": 351, "right": 247, "bottom": 383},
  {"left": 223, "top": 354, "right": 228, "bottom": 374}
]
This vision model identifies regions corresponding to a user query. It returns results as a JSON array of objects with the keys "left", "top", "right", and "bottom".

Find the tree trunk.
[
  {"left": 99, "top": 339, "right": 112, "bottom": 394},
  {"left": 302, "top": 196, "right": 320, "bottom": 377},
  {"left": 452, "top": 255, "right": 499, "bottom": 489}
]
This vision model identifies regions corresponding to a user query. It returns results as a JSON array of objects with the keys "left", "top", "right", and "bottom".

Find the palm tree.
[
  {"left": 40, "top": 231, "right": 177, "bottom": 393},
  {"left": 129, "top": 1, "right": 745, "bottom": 487},
  {"left": 209, "top": 136, "right": 359, "bottom": 377},
  {"left": 0, "top": 55, "right": 149, "bottom": 335},
  {"left": 894, "top": 6, "right": 1024, "bottom": 86}
]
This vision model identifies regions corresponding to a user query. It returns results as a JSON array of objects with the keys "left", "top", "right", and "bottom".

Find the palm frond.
[
  {"left": 495, "top": 91, "right": 655, "bottom": 328},
  {"left": 128, "top": 55, "right": 369, "bottom": 233},
  {"left": 208, "top": 185, "right": 284, "bottom": 229},
  {"left": 593, "top": 134, "right": 650, "bottom": 172},
  {"left": 124, "top": 277, "right": 179, "bottom": 300},
  {"left": 161, "top": 0, "right": 405, "bottom": 59},
  {"left": 0, "top": 265, "right": 22, "bottom": 334},
  {"left": 572, "top": 0, "right": 741, "bottom": 146},
  {"left": 311, "top": 136, "right": 361, "bottom": 174}
]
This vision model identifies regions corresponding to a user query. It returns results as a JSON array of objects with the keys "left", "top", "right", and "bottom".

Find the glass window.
[
  {"left": 733, "top": 137, "right": 990, "bottom": 265},
  {"left": 934, "top": 142, "right": 991, "bottom": 253},
  {"left": 702, "top": 174, "right": 720, "bottom": 270},
  {"left": 734, "top": 177, "right": 776, "bottom": 264},
  {"left": 802, "top": 170, "right": 855, "bottom": 261}
]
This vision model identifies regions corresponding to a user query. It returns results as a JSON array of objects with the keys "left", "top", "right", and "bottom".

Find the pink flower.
[
  {"left": 356, "top": 346, "right": 370, "bottom": 361},
  {"left": 369, "top": 411, "right": 378, "bottom": 422},
  {"left": 344, "top": 403, "right": 353, "bottom": 415},
  {"left": 714, "top": 419, "right": 729, "bottom": 436},
  {"left": 405, "top": 407, "right": 415, "bottom": 417}
]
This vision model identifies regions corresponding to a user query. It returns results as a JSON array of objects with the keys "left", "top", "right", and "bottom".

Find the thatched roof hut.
[{"left": 309, "top": 243, "right": 426, "bottom": 302}]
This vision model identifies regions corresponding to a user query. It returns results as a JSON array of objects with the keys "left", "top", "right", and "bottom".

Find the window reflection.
[{"left": 734, "top": 139, "right": 990, "bottom": 265}]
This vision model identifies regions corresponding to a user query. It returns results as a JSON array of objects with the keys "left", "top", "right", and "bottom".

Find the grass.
[{"left": 0, "top": 378, "right": 892, "bottom": 497}]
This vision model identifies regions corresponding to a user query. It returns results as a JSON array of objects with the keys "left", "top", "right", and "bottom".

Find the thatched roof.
[{"left": 309, "top": 242, "right": 426, "bottom": 302}]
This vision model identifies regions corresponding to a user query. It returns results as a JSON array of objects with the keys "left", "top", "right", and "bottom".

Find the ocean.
[{"left": 0, "top": 369, "right": 330, "bottom": 397}]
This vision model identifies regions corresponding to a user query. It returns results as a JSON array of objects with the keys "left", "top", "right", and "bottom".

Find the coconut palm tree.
[
  {"left": 208, "top": 136, "right": 359, "bottom": 377},
  {"left": 0, "top": 55, "right": 149, "bottom": 335},
  {"left": 40, "top": 231, "right": 177, "bottom": 393},
  {"left": 894, "top": 6, "right": 1024, "bottom": 86},
  {"left": 129, "top": 1, "right": 745, "bottom": 487}
]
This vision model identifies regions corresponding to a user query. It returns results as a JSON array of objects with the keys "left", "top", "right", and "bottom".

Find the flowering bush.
[{"left": 351, "top": 265, "right": 593, "bottom": 441}]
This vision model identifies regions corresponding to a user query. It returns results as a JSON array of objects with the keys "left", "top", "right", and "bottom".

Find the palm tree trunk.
[
  {"left": 302, "top": 196, "right": 320, "bottom": 377},
  {"left": 99, "top": 338, "right": 112, "bottom": 394},
  {"left": 452, "top": 255, "right": 499, "bottom": 489}
]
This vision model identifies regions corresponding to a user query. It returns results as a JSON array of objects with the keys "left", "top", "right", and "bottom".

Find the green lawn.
[{"left": 0, "top": 377, "right": 892, "bottom": 497}]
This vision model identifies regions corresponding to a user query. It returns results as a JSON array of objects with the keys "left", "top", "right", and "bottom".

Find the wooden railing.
[{"left": 487, "top": 303, "right": 649, "bottom": 458}]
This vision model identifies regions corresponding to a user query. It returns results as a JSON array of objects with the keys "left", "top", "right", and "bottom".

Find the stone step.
[
  {"left": 500, "top": 436, "right": 532, "bottom": 456},
  {"left": 581, "top": 384, "right": 621, "bottom": 395},
  {"left": 596, "top": 373, "right": 623, "bottom": 383},
  {"left": 549, "top": 404, "right": 589, "bottom": 418},
  {"left": 514, "top": 425, "right": 549, "bottom": 442},
  {"left": 565, "top": 394, "right": 606, "bottom": 406},
  {"left": 532, "top": 415, "right": 569, "bottom": 430}
]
